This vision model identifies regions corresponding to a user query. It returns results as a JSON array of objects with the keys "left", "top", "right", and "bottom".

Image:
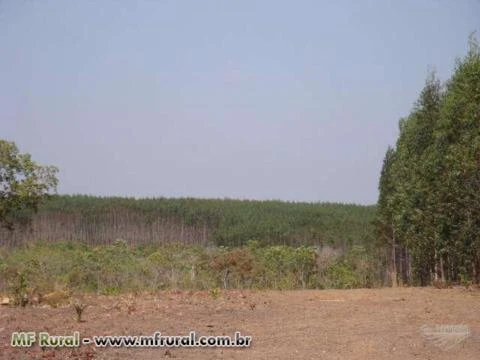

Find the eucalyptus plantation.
[{"left": 377, "top": 36, "right": 480, "bottom": 285}]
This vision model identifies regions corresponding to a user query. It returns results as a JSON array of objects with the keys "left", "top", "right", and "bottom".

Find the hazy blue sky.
[{"left": 1, "top": 1, "right": 479, "bottom": 204}]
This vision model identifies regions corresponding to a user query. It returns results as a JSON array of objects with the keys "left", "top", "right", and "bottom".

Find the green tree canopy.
[
  {"left": 0, "top": 140, "right": 58, "bottom": 230},
  {"left": 376, "top": 35, "right": 480, "bottom": 285}
]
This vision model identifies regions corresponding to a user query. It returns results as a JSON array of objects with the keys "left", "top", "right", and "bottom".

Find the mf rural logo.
[{"left": 420, "top": 324, "right": 471, "bottom": 350}]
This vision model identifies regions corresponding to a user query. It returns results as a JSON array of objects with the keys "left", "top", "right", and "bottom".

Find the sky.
[{"left": 1, "top": 1, "right": 479, "bottom": 205}]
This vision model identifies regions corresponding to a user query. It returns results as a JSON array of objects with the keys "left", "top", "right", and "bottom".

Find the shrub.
[
  {"left": 0, "top": 241, "right": 382, "bottom": 298},
  {"left": 322, "top": 263, "right": 360, "bottom": 289}
]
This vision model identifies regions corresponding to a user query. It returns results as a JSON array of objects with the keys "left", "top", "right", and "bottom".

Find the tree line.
[
  {"left": 1, "top": 194, "right": 376, "bottom": 249},
  {"left": 376, "top": 36, "right": 480, "bottom": 286}
]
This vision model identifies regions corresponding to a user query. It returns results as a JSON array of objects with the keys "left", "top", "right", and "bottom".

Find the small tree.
[{"left": 0, "top": 140, "right": 58, "bottom": 230}]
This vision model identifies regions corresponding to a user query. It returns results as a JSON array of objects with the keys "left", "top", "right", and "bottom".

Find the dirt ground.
[{"left": 1, "top": 287, "right": 479, "bottom": 359}]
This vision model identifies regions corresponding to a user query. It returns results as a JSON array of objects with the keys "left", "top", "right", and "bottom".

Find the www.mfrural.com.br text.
[{"left": 11, "top": 331, "right": 252, "bottom": 348}]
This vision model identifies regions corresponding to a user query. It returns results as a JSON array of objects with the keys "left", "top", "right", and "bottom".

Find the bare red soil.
[{"left": 1, "top": 287, "right": 479, "bottom": 359}]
